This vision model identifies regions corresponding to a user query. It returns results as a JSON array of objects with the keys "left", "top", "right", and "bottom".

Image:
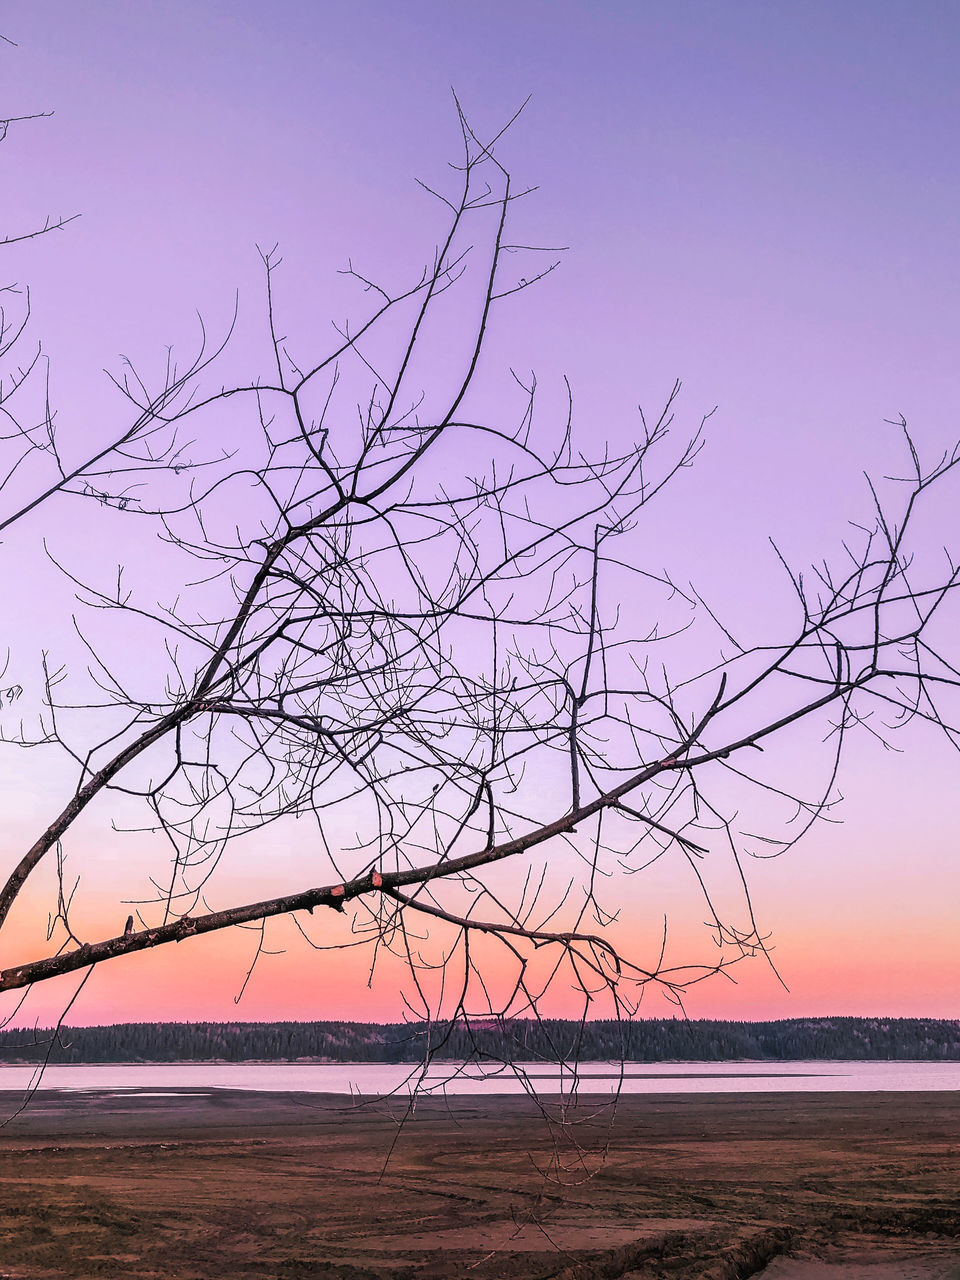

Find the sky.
[{"left": 2, "top": 0, "right": 958, "bottom": 1026}]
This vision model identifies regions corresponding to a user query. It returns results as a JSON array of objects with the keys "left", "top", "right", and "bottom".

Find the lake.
[{"left": 0, "top": 1059, "right": 958, "bottom": 1095}]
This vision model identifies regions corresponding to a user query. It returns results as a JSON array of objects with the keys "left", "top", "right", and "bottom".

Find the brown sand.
[{"left": 0, "top": 1087, "right": 957, "bottom": 1278}]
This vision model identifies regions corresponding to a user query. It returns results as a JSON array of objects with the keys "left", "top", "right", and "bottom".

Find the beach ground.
[{"left": 0, "top": 1088, "right": 957, "bottom": 1278}]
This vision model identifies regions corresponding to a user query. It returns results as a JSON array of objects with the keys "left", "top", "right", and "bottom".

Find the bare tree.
[{"left": 1, "top": 98, "right": 958, "bottom": 1061}]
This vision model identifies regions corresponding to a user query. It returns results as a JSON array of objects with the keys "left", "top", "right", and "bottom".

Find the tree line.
[{"left": 0, "top": 1017, "right": 957, "bottom": 1064}]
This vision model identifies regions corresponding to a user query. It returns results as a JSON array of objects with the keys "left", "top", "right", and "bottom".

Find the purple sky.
[{"left": 3, "top": 1, "right": 958, "bottom": 1022}]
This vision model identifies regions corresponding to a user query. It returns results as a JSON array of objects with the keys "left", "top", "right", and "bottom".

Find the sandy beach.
[{"left": 0, "top": 1088, "right": 958, "bottom": 1278}]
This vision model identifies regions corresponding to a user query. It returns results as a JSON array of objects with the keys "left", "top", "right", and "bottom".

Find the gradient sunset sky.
[{"left": 3, "top": 1, "right": 958, "bottom": 1026}]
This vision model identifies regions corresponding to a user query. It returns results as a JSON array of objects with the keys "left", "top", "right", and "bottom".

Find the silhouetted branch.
[{"left": 1, "top": 96, "right": 959, "bottom": 1046}]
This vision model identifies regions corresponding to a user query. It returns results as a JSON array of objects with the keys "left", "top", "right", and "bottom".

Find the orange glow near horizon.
[
  {"left": 3, "top": 789, "right": 957, "bottom": 1028},
  {"left": 4, "top": 879, "right": 955, "bottom": 1028}
]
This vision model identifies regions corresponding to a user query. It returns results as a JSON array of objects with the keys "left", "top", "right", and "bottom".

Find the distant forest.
[{"left": 0, "top": 1017, "right": 958, "bottom": 1064}]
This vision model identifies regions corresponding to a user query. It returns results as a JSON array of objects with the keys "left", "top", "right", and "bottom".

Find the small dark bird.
[{"left": 124, "top": 915, "right": 135, "bottom": 938}]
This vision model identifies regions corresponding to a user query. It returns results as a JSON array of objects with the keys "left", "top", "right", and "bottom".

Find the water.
[{"left": 0, "top": 1059, "right": 957, "bottom": 1096}]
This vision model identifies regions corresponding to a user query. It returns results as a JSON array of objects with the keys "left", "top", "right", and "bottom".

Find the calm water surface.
[{"left": 0, "top": 1060, "right": 957, "bottom": 1095}]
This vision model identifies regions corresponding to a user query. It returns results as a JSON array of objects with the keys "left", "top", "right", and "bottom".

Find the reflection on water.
[{"left": 0, "top": 1060, "right": 958, "bottom": 1096}]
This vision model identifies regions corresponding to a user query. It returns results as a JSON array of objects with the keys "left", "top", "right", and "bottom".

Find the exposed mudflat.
[
  {"left": 759, "top": 1259, "right": 960, "bottom": 1279},
  {"left": 0, "top": 1087, "right": 957, "bottom": 1278}
]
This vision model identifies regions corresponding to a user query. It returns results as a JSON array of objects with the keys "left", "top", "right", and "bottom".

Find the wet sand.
[{"left": 0, "top": 1087, "right": 957, "bottom": 1278}]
